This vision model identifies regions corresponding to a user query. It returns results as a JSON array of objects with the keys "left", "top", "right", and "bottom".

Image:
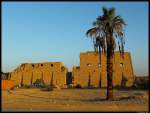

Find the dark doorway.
[{"left": 66, "top": 72, "right": 72, "bottom": 85}]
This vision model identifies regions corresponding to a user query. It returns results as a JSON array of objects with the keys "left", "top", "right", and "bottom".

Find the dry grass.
[{"left": 2, "top": 88, "right": 148, "bottom": 111}]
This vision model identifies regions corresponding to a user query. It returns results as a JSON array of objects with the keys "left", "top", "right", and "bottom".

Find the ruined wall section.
[
  {"left": 79, "top": 52, "right": 101, "bottom": 87},
  {"left": 10, "top": 62, "right": 67, "bottom": 88},
  {"left": 73, "top": 51, "right": 135, "bottom": 88}
]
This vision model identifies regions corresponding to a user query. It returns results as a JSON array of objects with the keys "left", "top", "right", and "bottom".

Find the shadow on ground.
[{"left": 80, "top": 96, "right": 137, "bottom": 102}]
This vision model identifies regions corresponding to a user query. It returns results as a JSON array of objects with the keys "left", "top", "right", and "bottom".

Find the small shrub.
[
  {"left": 114, "top": 85, "right": 122, "bottom": 89},
  {"left": 67, "top": 84, "right": 73, "bottom": 88},
  {"left": 75, "top": 84, "right": 82, "bottom": 88},
  {"left": 132, "top": 78, "right": 149, "bottom": 90},
  {"left": 33, "top": 79, "right": 46, "bottom": 88}
]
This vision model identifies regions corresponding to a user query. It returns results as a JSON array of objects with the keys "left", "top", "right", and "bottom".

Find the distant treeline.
[{"left": 133, "top": 76, "right": 149, "bottom": 90}]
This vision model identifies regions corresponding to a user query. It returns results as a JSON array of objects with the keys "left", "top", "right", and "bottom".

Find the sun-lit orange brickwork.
[
  {"left": 9, "top": 51, "right": 134, "bottom": 88},
  {"left": 73, "top": 51, "right": 135, "bottom": 88},
  {"left": 10, "top": 62, "right": 68, "bottom": 88}
]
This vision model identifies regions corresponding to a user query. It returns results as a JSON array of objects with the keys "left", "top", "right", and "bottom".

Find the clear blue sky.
[{"left": 2, "top": 2, "right": 148, "bottom": 76}]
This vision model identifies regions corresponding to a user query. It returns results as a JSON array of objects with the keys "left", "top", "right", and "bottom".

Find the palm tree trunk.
[
  {"left": 98, "top": 45, "right": 102, "bottom": 88},
  {"left": 106, "top": 45, "right": 114, "bottom": 100},
  {"left": 98, "top": 45, "right": 101, "bottom": 65}
]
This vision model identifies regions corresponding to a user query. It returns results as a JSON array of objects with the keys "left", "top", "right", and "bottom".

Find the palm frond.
[
  {"left": 101, "top": 37, "right": 106, "bottom": 54},
  {"left": 93, "top": 21, "right": 97, "bottom": 26},
  {"left": 86, "top": 7, "right": 126, "bottom": 54},
  {"left": 113, "top": 16, "right": 126, "bottom": 26},
  {"left": 102, "top": 7, "right": 108, "bottom": 17},
  {"left": 86, "top": 27, "right": 97, "bottom": 37},
  {"left": 108, "top": 7, "right": 116, "bottom": 20}
]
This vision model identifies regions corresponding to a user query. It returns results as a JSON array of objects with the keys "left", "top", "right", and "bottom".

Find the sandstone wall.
[
  {"left": 73, "top": 51, "right": 135, "bottom": 88},
  {"left": 10, "top": 62, "right": 67, "bottom": 88},
  {"left": 9, "top": 51, "right": 134, "bottom": 88}
]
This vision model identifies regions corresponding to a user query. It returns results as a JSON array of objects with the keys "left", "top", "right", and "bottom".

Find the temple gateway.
[{"left": 8, "top": 51, "right": 135, "bottom": 88}]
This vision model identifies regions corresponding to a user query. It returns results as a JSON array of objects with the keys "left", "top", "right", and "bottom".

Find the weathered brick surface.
[
  {"left": 73, "top": 51, "right": 135, "bottom": 88},
  {"left": 9, "top": 51, "right": 134, "bottom": 88},
  {"left": 10, "top": 62, "right": 68, "bottom": 88},
  {"left": 11, "top": 71, "right": 22, "bottom": 86}
]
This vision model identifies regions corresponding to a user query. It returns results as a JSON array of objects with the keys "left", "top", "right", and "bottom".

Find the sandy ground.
[{"left": 2, "top": 88, "right": 149, "bottom": 112}]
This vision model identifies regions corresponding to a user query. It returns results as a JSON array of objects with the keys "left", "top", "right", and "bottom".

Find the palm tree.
[{"left": 86, "top": 7, "right": 126, "bottom": 100}]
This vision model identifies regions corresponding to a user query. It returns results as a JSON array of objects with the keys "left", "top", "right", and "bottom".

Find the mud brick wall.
[
  {"left": 9, "top": 51, "right": 134, "bottom": 88},
  {"left": 10, "top": 62, "right": 68, "bottom": 88},
  {"left": 73, "top": 51, "right": 135, "bottom": 88}
]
